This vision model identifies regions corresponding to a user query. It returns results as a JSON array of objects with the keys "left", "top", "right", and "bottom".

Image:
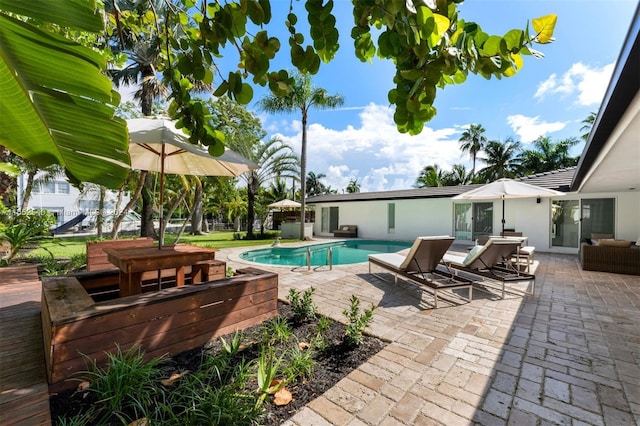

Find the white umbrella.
[
  {"left": 267, "top": 199, "right": 301, "bottom": 209},
  {"left": 453, "top": 178, "right": 565, "bottom": 234},
  {"left": 127, "top": 117, "right": 259, "bottom": 247}
]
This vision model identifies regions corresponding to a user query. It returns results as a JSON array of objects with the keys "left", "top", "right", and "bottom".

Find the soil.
[{"left": 49, "top": 301, "right": 387, "bottom": 425}]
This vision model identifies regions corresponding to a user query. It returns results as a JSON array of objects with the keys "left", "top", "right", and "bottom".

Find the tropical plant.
[
  {"left": 258, "top": 73, "right": 345, "bottom": 239},
  {"left": 343, "top": 295, "right": 376, "bottom": 347},
  {"left": 0, "top": 209, "right": 55, "bottom": 261},
  {"left": 477, "top": 138, "right": 522, "bottom": 182},
  {"left": 263, "top": 177, "right": 292, "bottom": 205},
  {"left": 459, "top": 124, "right": 487, "bottom": 176},
  {"left": 284, "top": 345, "right": 315, "bottom": 383},
  {"left": 346, "top": 179, "right": 361, "bottom": 193},
  {"left": 442, "top": 164, "right": 472, "bottom": 186},
  {"left": 83, "top": 345, "right": 165, "bottom": 424},
  {"left": 225, "top": 193, "right": 247, "bottom": 232},
  {"left": 580, "top": 112, "right": 597, "bottom": 141},
  {"left": 306, "top": 171, "right": 328, "bottom": 196},
  {"left": 210, "top": 97, "right": 299, "bottom": 238},
  {"left": 415, "top": 164, "right": 444, "bottom": 188},
  {"left": 519, "top": 136, "right": 579, "bottom": 175},
  {"left": 1, "top": 2, "right": 556, "bottom": 194},
  {"left": 255, "top": 347, "right": 285, "bottom": 408},
  {"left": 261, "top": 315, "right": 293, "bottom": 346}
]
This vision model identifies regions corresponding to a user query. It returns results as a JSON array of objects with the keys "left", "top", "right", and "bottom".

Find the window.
[
  {"left": 388, "top": 203, "right": 395, "bottom": 233},
  {"left": 40, "top": 182, "right": 55, "bottom": 193},
  {"left": 57, "top": 181, "right": 70, "bottom": 194}
]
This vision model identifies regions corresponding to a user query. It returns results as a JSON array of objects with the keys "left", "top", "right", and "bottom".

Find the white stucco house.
[
  {"left": 307, "top": 9, "right": 639, "bottom": 255},
  {"left": 17, "top": 172, "right": 134, "bottom": 233}
]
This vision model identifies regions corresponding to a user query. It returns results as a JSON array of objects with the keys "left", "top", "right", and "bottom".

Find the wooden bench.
[
  {"left": 70, "top": 238, "right": 226, "bottom": 300},
  {"left": 333, "top": 225, "right": 358, "bottom": 238}
]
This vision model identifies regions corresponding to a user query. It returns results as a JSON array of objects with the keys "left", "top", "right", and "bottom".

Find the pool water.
[{"left": 240, "top": 240, "right": 412, "bottom": 266}]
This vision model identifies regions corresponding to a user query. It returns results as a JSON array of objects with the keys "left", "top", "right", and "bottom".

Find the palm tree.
[
  {"left": 477, "top": 138, "right": 521, "bottom": 182},
  {"left": 415, "top": 165, "right": 444, "bottom": 188},
  {"left": 346, "top": 179, "right": 360, "bottom": 193},
  {"left": 306, "top": 171, "right": 327, "bottom": 196},
  {"left": 441, "top": 164, "right": 471, "bottom": 186},
  {"left": 258, "top": 72, "right": 345, "bottom": 239},
  {"left": 227, "top": 137, "right": 299, "bottom": 238},
  {"left": 458, "top": 124, "right": 487, "bottom": 176},
  {"left": 105, "top": 1, "right": 214, "bottom": 239},
  {"left": 519, "top": 136, "right": 579, "bottom": 175},
  {"left": 580, "top": 112, "right": 597, "bottom": 141},
  {"left": 263, "top": 177, "right": 291, "bottom": 204},
  {"left": 225, "top": 193, "right": 247, "bottom": 232}
]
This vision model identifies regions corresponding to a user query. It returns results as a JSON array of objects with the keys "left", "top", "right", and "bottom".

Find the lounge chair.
[
  {"left": 368, "top": 236, "right": 473, "bottom": 308},
  {"left": 441, "top": 238, "right": 535, "bottom": 299}
]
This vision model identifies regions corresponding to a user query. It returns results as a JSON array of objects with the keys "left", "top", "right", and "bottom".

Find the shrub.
[
  {"left": 287, "top": 287, "right": 317, "bottom": 322},
  {"left": 343, "top": 295, "right": 376, "bottom": 347},
  {"left": 0, "top": 209, "right": 55, "bottom": 262}
]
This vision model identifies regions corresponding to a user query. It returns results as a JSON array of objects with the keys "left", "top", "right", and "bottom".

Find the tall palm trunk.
[
  {"left": 246, "top": 177, "right": 258, "bottom": 238},
  {"left": 141, "top": 173, "right": 157, "bottom": 238},
  {"left": 190, "top": 178, "right": 203, "bottom": 235},
  {"left": 20, "top": 170, "right": 37, "bottom": 211},
  {"left": 139, "top": 66, "right": 157, "bottom": 239},
  {"left": 299, "top": 109, "right": 308, "bottom": 240}
]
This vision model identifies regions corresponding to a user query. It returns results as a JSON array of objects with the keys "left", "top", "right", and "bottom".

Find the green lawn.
[{"left": 24, "top": 232, "right": 293, "bottom": 260}]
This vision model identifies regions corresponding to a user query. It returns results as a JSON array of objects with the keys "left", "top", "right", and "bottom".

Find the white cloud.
[
  {"left": 263, "top": 103, "right": 467, "bottom": 192},
  {"left": 534, "top": 62, "right": 614, "bottom": 106},
  {"left": 506, "top": 114, "right": 567, "bottom": 143}
]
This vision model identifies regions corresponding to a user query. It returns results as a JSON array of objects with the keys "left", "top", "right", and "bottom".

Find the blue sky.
[{"left": 239, "top": 0, "right": 638, "bottom": 193}]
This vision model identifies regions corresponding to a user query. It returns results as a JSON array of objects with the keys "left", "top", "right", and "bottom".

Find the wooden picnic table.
[{"left": 104, "top": 244, "right": 217, "bottom": 297}]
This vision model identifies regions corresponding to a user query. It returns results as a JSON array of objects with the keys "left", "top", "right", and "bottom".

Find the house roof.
[
  {"left": 306, "top": 168, "right": 575, "bottom": 204},
  {"left": 571, "top": 5, "right": 640, "bottom": 193}
]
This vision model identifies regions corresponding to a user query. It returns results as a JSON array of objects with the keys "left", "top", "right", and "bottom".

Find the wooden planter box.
[{"left": 41, "top": 268, "right": 278, "bottom": 391}]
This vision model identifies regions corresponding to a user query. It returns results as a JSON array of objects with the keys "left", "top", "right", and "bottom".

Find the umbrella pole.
[
  {"left": 159, "top": 145, "right": 165, "bottom": 250},
  {"left": 501, "top": 198, "right": 505, "bottom": 236}
]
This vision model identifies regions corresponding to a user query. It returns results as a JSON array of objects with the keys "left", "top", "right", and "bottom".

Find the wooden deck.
[{"left": 0, "top": 265, "right": 52, "bottom": 425}]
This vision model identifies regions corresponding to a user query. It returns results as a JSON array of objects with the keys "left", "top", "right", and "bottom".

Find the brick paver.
[{"left": 220, "top": 243, "right": 640, "bottom": 425}]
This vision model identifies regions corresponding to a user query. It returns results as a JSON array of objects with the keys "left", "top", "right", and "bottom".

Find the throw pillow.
[
  {"left": 598, "top": 239, "right": 632, "bottom": 248},
  {"left": 636, "top": 236, "right": 640, "bottom": 246},
  {"left": 463, "top": 245, "right": 484, "bottom": 264}
]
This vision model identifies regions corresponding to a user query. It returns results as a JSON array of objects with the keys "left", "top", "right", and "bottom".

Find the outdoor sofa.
[
  {"left": 580, "top": 235, "right": 640, "bottom": 275},
  {"left": 333, "top": 225, "right": 358, "bottom": 238}
]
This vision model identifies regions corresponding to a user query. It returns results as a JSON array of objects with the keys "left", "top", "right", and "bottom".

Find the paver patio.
[{"left": 220, "top": 243, "right": 640, "bottom": 425}]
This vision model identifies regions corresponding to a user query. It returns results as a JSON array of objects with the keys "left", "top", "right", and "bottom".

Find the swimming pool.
[{"left": 240, "top": 240, "right": 412, "bottom": 266}]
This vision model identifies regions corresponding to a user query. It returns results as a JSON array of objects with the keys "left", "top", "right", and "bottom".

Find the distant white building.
[{"left": 17, "top": 172, "right": 133, "bottom": 233}]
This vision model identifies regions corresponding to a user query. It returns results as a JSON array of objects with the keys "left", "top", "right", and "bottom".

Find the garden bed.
[{"left": 49, "top": 301, "right": 387, "bottom": 425}]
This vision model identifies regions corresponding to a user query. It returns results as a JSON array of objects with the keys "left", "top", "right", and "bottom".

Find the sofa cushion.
[{"left": 598, "top": 239, "right": 632, "bottom": 248}]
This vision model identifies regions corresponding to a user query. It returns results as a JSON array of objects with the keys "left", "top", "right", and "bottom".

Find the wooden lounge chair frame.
[
  {"left": 368, "top": 236, "right": 473, "bottom": 308},
  {"left": 441, "top": 238, "right": 535, "bottom": 299}
]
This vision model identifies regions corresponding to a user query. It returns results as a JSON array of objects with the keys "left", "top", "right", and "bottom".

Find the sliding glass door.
[
  {"left": 580, "top": 198, "right": 615, "bottom": 240},
  {"left": 551, "top": 198, "right": 615, "bottom": 248},
  {"left": 453, "top": 202, "right": 493, "bottom": 241},
  {"left": 321, "top": 207, "right": 339, "bottom": 233}
]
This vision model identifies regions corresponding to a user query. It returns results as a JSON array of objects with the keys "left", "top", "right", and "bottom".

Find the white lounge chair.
[
  {"left": 368, "top": 236, "right": 473, "bottom": 308},
  {"left": 442, "top": 237, "right": 535, "bottom": 299}
]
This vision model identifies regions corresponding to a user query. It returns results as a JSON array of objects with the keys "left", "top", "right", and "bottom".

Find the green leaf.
[
  {"left": 0, "top": 11, "right": 129, "bottom": 189},
  {"left": 0, "top": 0, "right": 102, "bottom": 31},
  {"left": 235, "top": 83, "right": 254, "bottom": 105},
  {"left": 482, "top": 35, "right": 505, "bottom": 56}
]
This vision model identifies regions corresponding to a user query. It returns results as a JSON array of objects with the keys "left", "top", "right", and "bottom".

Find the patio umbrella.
[
  {"left": 452, "top": 178, "right": 565, "bottom": 235},
  {"left": 127, "top": 117, "right": 259, "bottom": 247},
  {"left": 267, "top": 199, "right": 301, "bottom": 209}
]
